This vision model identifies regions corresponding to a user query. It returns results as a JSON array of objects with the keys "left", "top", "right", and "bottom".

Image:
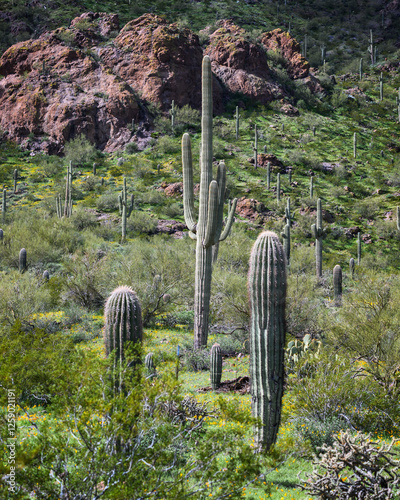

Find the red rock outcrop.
[
  {"left": 261, "top": 28, "right": 310, "bottom": 79},
  {"left": 0, "top": 14, "right": 143, "bottom": 153},
  {"left": 100, "top": 14, "right": 223, "bottom": 113},
  {"left": 205, "top": 21, "right": 284, "bottom": 104}
]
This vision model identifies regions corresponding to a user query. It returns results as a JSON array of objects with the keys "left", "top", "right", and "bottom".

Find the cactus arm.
[
  {"left": 219, "top": 197, "right": 237, "bottom": 242},
  {"left": 118, "top": 193, "right": 122, "bottom": 215},
  {"left": 182, "top": 133, "right": 197, "bottom": 233},
  {"left": 189, "top": 231, "right": 197, "bottom": 240},
  {"left": 213, "top": 161, "right": 226, "bottom": 244},
  {"left": 203, "top": 181, "right": 219, "bottom": 248}
]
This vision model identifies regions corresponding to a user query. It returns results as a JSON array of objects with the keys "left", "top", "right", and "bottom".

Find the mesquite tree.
[{"left": 182, "top": 55, "right": 237, "bottom": 349}]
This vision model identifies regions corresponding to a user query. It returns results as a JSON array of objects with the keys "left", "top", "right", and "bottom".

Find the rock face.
[
  {"left": 261, "top": 28, "right": 310, "bottom": 79},
  {"left": 205, "top": 21, "right": 284, "bottom": 104},
  {"left": 0, "top": 13, "right": 144, "bottom": 153},
  {"left": 0, "top": 14, "right": 323, "bottom": 153}
]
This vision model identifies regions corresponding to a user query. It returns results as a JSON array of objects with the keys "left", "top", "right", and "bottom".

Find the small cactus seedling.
[
  {"left": 145, "top": 352, "right": 156, "bottom": 377},
  {"left": 333, "top": 264, "right": 343, "bottom": 306},
  {"left": 249, "top": 231, "right": 287, "bottom": 451},
  {"left": 19, "top": 248, "right": 27, "bottom": 273},
  {"left": 349, "top": 257, "right": 355, "bottom": 279},
  {"left": 210, "top": 343, "right": 222, "bottom": 390}
]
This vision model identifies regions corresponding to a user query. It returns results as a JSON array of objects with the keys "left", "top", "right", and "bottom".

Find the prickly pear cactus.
[
  {"left": 248, "top": 230, "right": 287, "bottom": 451},
  {"left": 210, "top": 343, "right": 222, "bottom": 390}
]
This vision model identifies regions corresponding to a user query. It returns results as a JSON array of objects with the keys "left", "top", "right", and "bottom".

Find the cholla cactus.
[
  {"left": 248, "top": 231, "right": 287, "bottom": 451},
  {"left": 210, "top": 343, "right": 222, "bottom": 390},
  {"left": 182, "top": 56, "right": 237, "bottom": 348}
]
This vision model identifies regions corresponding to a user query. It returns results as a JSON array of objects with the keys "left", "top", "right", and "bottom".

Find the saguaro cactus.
[
  {"left": 2, "top": 189, "right": 6, "bottom": 223},
  {"left": 353, "top": 132, "right": 357, "bottom": 159},
  {"left": 170, "top": 100, "right": 176, "bottom": 130},
  {"left": 118, "top": 176, "right": 134, "bottom": 242},
  {"left": 43, "top": 270, "right": 50, "bottom": 281},
  {"left": 210, "top": 343, "right": 222, "bottom": 390},
  {"left": 310, "top": 176, "right": 314, "bottom": 198},
  {"left": 311, "top": 198, "right": 324, "bottom": 278},
  {"left": 234, "top": 106, "right": 240, "bottom": 140},
  {"left": 349, "top": 257, "right": 355, "bottom": 279},
  {"left": 333, "top": 264, "right": 342, "bottom": 306},
  {"left": 277, "top": 173, "right": 281, "bottom": 202},
  {"left": 281, "top": 223, "right": 290, "bottom": 265},
  {"left": 253, "top": 125, "right": 258, "bottom": 169},
  {"left": 104, "top": 286, "right": 143, "bottom": 371},
  {"left": 13, "top": 169, "right": 18, "bottom": 194},
  {"left": 64, "top": 161, "right": 73, "bottom": 217},
  {"left": 379, "top": 72, "right": 383, "bottom": 101},
  {"left": 359, "top": 58, "right": 363, "bottom": 79},
  {"left": 19, "top": 248, "right": 27, "bottom": 273},
  {"left": 182, "top": 56, "right": 237, "bottom": 349},
  {"left": 248, "top": 231, "right": 287, "bottom": 451},
  {"left": 368, "top": 30, "right": 375, "bottom": 64}
]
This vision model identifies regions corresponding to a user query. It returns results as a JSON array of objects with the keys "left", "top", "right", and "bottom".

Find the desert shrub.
[
  {"left": 138, "top": 190, "right": 166, "bottom": 205},
  {"left": 155, "top": 135, "right": 180, "bottom": 154},
  {"left": 96, "top": 191, "right": 119, "bottom": 211},
  {"left": 125, "top": 141, "right": 139, "bottom": 154},
  {"left": 294, "top": 415, "right": 348, "bottom": 454},
  {"left": 184, "top": 347, "right": 209, "bottom": 371},
  {"left": 63, "top": 134, "right": 99, "bottom": 167},
  {"left": 126, "top": 212, "right": 157, "bottom": 234},
  {"left": 175, "top": 104, "right": 200, "bottom": 128},
  {"left": 353, "top": 197, "right": 379, "bottom": 220},
  {"left": 70, "top": 207, "right": 98, "bottom": 231},
  {"left": 164, "top": 202, "right": 183, "bottom": 218}
]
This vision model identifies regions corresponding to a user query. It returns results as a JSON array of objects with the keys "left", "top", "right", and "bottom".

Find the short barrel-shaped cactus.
[
  {"left": 19, "top": 248, "right": 27, "bottom": 273},
  {"left": 104, "top": 286, "right": 143, "bottom": 363}
]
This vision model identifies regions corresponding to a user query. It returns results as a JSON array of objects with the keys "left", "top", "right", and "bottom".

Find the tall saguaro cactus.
[
  {"left": 248, "top": 231, "right": 287, "bottom": 451},
  {"left": 64, "top": 161, "right": 73, "bottom": 217},
  {"left": 234, "top": 106, "right": 240, "bottom": 140},
  {"left": 182, "top": 56, "right": 237, "bottom": 349},
  {"left": 118, "top": 176, "right": 134, "bottom": 242},
  {"left": 311, "top": 198, "right": 324, "bottom": 278}
]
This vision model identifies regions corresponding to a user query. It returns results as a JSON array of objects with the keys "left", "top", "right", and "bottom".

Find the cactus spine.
[
  {"left": 349, "top": 257, "right": 355, "bottom": 279},
  {"left": 353, "top": 132, "right": 357, "bottom": 159},
  {"left": 64, "top": 161, "right": 73, "bottom": 217},
  {"left": 333, "top": 264, "right": 342, "bottom": 306},
  {"left": 2, "top": 189, "right": 6, "bottom": 223},
  {"left": 104, "top": 286, "right": 143, "bottom": 389},
  {"left": 19, "top": 248, "right": 27, "bottom": 273},
  {"left": 357, "top": 231, "right": 362, "bottom": 265},
  {"left": 253, "top": 124, "right": 258, "bottom": 169},
  {"left": 248, "top": 231, "right": 287, "bottom": 451},
  {"left": 118, "top": 176, "right": 134, "bottom": 243},
  {"left": 311, "top": 198, "right": 323, "bottom": 278},
  {"left": 13, "top": 169, "right": 18, "bottom": 194},
  {"left": 234, "top": 106, "right": 240, "bottom": 140},
  {"left": 267, "top": 162, "right": 271, "bottom": 189},
  {"left": 210, "top": 343, "right": 222, "bottom": 390},
  {"left": 182, "top": 56, "right": 237, "bottom": 348}
]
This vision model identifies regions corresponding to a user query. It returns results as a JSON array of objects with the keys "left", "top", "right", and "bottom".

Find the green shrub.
[
  {"left": 96, "top": 191, "right": 119, "bottom": 212},
  {"left": 126, "top": 212, "right": 157, "bottom": 234},
  {"left": 63, "top": 134, "right": 99, "bottom": 167}
]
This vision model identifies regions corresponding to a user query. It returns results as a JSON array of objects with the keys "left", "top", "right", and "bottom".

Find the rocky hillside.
[{"left": 0, "top": 12, "right": 319, "bottom": 153}]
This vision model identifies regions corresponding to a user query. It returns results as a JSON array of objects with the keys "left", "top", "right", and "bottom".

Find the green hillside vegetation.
[{"left": 1, "top": 3, "right": 400, "bottom": 499}]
